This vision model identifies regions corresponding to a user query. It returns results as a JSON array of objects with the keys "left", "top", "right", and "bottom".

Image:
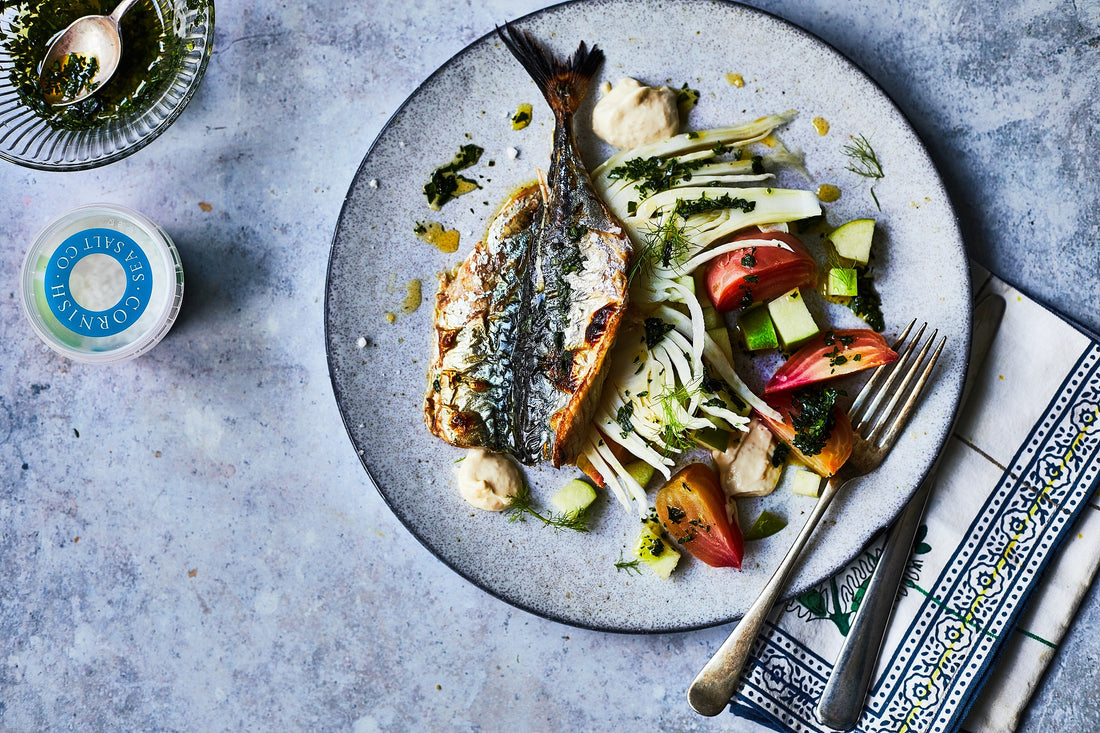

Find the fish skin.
[
  {"left": 425, "top": 184, "right": 541, "bottom": 452},
  {"left": 498, "top": 26, "right": 633, "bottom": 466},
  {"left": 425, "top": 29, "right": 632, "bottom": 467}
]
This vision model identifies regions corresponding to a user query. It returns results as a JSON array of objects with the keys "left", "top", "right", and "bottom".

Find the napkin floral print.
[{"left": 729, "top": 273, "right": 1100, "bottom": 733}]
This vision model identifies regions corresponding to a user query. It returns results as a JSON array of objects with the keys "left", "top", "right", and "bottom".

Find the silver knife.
[{"left": 816, "top": 293, "right": 1006, "bottom": 731}]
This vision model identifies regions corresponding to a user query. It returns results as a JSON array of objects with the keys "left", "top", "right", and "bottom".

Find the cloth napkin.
[{"left": 730, "top": 264, "right": 1100, "bottom": 733}]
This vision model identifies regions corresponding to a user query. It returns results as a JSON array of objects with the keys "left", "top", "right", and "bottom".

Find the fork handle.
[
  {"left": 815, "top": 473, "right": 933, "bottom": 729},
  {"left": 688, "top": 476, "right": 844, "bottom": 716}
]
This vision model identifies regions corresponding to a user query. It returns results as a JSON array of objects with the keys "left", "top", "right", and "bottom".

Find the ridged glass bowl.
[{"left": 0, "top": 0, "right": 214, "bottom": 171}]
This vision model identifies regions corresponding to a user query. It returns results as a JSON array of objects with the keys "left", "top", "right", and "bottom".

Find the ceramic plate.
[{"left": 325, "top": 0, "right": 970, "bottom": 633}]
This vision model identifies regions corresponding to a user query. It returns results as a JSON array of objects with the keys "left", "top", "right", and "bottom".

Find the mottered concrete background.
[{"left": 0, "top": 0, "right": 1097, "bottom": 730}]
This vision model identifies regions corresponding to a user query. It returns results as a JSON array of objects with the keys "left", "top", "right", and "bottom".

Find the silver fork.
[{"left": 687, "top": 320, "right": 946, "bottom": 717}]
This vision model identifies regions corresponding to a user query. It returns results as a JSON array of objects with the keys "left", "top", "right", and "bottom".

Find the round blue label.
[{"left": 43, "top": 228, "right": 152, "bottom": 337}]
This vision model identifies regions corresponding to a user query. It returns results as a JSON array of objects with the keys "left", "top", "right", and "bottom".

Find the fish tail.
[{"left": 496, "top": 23, "right": 603, "bottom": 120}]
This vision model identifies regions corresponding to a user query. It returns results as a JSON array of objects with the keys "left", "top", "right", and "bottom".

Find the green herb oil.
[{"left": 2, "top": 0, "right": 195, "bottom": 130}]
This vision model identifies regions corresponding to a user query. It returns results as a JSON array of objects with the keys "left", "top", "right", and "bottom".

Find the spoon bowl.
[{"left": 37, "top": 0, "right": 140, "bottom": 106}]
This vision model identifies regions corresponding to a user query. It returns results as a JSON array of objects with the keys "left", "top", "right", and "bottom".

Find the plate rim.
[{"left": 324, "top": 0, "right": 972, "bottom": 634}]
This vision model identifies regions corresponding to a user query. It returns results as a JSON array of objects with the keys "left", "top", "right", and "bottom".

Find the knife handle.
[{"left": 816, "top": 475, "right": 933, "bottom": 730}]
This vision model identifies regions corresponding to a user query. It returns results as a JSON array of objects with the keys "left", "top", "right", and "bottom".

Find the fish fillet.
[{"left": 424, "top": 29, "right": 633, "bottom": 466}]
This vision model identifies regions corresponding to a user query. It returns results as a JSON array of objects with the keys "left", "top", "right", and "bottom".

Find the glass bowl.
[{"left": 0, "top": 0, "right": 214, "bottom": 171}]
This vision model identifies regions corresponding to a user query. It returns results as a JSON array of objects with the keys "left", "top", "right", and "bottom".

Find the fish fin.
[{"left": 496, "top": 23, "right": 603, "bottom": 119}]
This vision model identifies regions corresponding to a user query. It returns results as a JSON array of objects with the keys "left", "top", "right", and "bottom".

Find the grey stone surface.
[{"left": 0, "top": 1, "right": 1096, "bottom": 731}]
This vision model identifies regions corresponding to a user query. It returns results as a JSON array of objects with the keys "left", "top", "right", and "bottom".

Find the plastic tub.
[{"left": 20, "top": 204, "right": 184, "bottom": 363}]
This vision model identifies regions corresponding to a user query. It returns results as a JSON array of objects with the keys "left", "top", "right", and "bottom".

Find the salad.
[{"left": 421, "top": 34, "right": 900, "bottom": 580}]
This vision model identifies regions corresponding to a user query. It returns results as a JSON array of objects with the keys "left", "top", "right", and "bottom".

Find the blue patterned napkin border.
[{"left": 730, "top": 341, "right": 1100, "bottom": 732}]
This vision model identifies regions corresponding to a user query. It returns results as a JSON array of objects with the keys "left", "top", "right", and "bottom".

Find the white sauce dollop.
[
  {"left": 592, "top": 77, "right": 681, "bottom": 149},
  {"left": 455, "top": 448, "right": 523, "bottom": 511}
]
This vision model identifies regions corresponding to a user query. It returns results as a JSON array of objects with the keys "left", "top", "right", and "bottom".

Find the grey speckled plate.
[{"left": 325, "top": 0, "right": 970, "bottom": 633}]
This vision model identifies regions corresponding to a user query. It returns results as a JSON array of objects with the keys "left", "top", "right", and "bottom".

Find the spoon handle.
[{"left": 109, "top": 0, "right": 143, "bottom": 23}]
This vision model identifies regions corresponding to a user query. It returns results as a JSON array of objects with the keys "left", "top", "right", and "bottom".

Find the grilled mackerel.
[{"left": 424, "top": 29, "right": 633, "bottom": 466}]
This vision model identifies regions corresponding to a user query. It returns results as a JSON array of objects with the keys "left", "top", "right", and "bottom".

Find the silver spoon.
[{"left": 37, "top": 0, "right": 142, "bottom": 106}]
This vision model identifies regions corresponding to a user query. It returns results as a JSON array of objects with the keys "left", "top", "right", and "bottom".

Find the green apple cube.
[
  {"left": 738, "top": 305, "right": 779, "bottom": 351},
  {"left": 551, "top": 479, "right": 597, "bottom": 517},
  {"left": 829, "top": 218, "right": 875, "bottom": 265},
  {"left": 790, "top": 467, "right": 823, "bottom": 497},
  {"left": 633, "top": 519, "right": 680, "bottom": 579},
  {"left": 623, "top": 460, "right": 656, "bottom": 490},
  {"left": 708, "top": 325, "right": 735, "bottom": 363},
  {"left": 693, "top": 426, "right": 732, "bottom": 451},
  {"left": 766, "top": 289, "right": 820, "bottom": 348},
  {"left": 702, "top": 304, "right": 724, "bottom": 331},
  {"left": 826, "top": 267, "right": 859, "bottom": 297}
]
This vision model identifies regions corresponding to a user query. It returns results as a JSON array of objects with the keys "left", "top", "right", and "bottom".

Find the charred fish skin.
[
  {"left": 498, "top": 25, "right": 634, "bottom": 467},
  {"left": 425, "top": 185, "right": 542, "bottom": 452}
]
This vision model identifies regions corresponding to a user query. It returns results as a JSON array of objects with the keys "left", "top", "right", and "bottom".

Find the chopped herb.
[
  {"left": 423, "top": 144, "right": 484, "bottom": 210},
  {"left": 701, "top": 367, "right": 748, "bottom": 412},
  {"left": 673, "top": 192, "right": 756, "bottom": 218},
  {"left": 608, "top": 155, "right": 705, "bottom": 199},
  {"left": 790, "top": 386, "right": 845, "bottom": 456},
  {"left": 740, "top": 250, "right": 757, "bottom": 268},
  {"left": 616, "top": 402, "right": 635, "bottom": 438},
  {"left": 770, "top": 442, "right": 790, "bottom": 467},
  {"left": 849, "top": 269, "right": 885, "bottom": 331},
  {"left": 842, "top": 134, "right": 885, "bottom": 210},
  {"left": 40, "top": 53, "right": 100, "bottom": 102},
  {"left": 510, "top": 103, "right": 533, "bottom": 129},
  {"left": 644, "top": 317, "right": 675, "bottom": 348},
  {"left": 676, "top": 529, "right": 697, "bottom": 544},
  {"left": 614, "top": 551, "right": 642, "bottom": 575},
  {"left": 644, "top": 536, "right": 666, "bottom": 556},
  {"left": 677, "top": 83, "right": 700, "bottom": 114},
  {"left": 744, "top": 274, "right": 759, "bottom": 283},
  {"left": 666, "top": 505, "right": 687, "bottom": 524},
  {"left": 559, "top": 243, "right": 586, "bottom": 274},
  {"left": 567, "top": 224, "right": 588, "bottom": 241}
]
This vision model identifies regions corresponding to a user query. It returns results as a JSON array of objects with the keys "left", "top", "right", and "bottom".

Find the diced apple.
[
  {"left": 829, "top": 218, "right": 875, "bottom": 265},
  {"left": 739, "top": 305, "right": 779, "bottom": 351},
  {"left": 766, "top": 289, "right": 820, "bottom": 349},
  {"left": 826, "top": 267, "right": 858, "bottom": 297},
  {"left": 791, "top": 467, "right": 823, "bottom": 497}
]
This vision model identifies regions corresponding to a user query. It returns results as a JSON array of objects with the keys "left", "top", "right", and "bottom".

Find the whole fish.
[{"left": 424, "top": 28, "right": 633, "bottom": 466}]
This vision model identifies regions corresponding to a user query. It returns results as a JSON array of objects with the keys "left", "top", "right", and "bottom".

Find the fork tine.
[
  {"left": 850, "top": 321, "right": 927, "bottom": 428},
  {"left": 873, "top": 335, "right": 945, "bottom": 447},
  {"left": 862, "top": 328, "right": 938, "bottom": 440},
  {"left": 848, "top": 319, "right": 916, "bottom": 419}
]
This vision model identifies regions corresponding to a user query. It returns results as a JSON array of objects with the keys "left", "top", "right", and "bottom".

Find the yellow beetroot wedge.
[
  {"left": 764, "top": 329, "right": 897, "bottom": 394},
  {"left": 756, "top": 390, "right": 854, "bottom": 477},
  {"left": 656, "top": 464, "right": 744, "bottom": 569}
]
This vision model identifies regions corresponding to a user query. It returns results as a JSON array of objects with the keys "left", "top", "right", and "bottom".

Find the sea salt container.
[{"left": 20, "top": 204, "right": 184, "bottom": 363}]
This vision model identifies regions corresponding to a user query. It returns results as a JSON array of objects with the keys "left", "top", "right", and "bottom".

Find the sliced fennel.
[{"left": 582, "top": 113, "right": 821, "bottom": 516}]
